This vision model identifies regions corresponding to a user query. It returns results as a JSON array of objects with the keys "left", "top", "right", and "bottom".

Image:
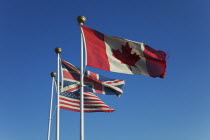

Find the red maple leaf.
[{"left": 112, "top": 42, "right": 140, "bottom": 71}]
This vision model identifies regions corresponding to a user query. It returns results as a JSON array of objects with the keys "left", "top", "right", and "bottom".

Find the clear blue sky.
[{"left": 1, "top": 0, "right": 210, "bottom": 140}]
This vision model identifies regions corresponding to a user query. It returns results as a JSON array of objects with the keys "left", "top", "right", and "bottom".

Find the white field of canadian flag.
[{"left": 81, "top": 25, "right": 166, "bottom": 78}]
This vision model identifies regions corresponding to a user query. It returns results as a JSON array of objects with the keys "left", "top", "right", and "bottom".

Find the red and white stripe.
[
  {"left": 59, "top": 92, "right": 115, "bottom": 113},
  {"left": 81, "top": 25, "right": 166, "bottom": 78}
]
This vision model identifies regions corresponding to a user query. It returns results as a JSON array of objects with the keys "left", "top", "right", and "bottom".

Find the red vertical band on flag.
[
  {"left": 143, "top": 45, "right": 167, "bottom": 78},
  {"left": 81, "top": 25, "right": 110, "bottom": 71}
]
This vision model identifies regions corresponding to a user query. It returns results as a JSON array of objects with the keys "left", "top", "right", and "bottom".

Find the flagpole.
[
  {"left": 47, "top": 72, "right": 56, "bottom": 140},
  {"left": 55, "top": 47, "right": 62, "bottom": 140},
  {"left": 77, "top": 15, "right": 86, "bottom": 140}
]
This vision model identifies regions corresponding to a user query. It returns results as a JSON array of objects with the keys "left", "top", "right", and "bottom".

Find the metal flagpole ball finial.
[
  {"left": 55, "top": 47, "right": 62, "bottom": 54},
  {"left": 77, "top": 16, "right": 86, "bottom": 25},
  {"left": 51, "top": 72, "right": 56, "bottom": 77}
]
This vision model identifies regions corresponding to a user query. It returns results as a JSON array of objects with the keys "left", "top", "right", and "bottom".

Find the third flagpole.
[
  {"left": 55, "top": 47, "right": 62, "bottom": 140},
  {"left": 77, "top": 15, "right": 86, "bottom": 140},
  {"left": 47, "top": 72, "right": 56, "bottom": 140}
]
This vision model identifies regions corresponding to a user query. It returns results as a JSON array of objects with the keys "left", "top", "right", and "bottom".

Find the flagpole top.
[
  {"left": 51, "top": 72, "right": 56, "bottom": 77},
  {"left": 55, "top": 47, "right": 62, "bottom": 54},
  {"left": 77, "top": 16, "right": 86, "bottom": 25}
]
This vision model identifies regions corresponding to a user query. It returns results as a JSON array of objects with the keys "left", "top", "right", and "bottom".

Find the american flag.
[
  {"left": 59, "top": 91, "right": 115, "bottom": 112},
  {"left": 61, "top": 59, "right": 125, "bottom": 97}
]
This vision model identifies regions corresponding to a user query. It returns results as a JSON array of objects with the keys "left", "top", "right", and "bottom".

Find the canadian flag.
[{"left": 81, "top": 25, "right": 167, "bottom": 78}]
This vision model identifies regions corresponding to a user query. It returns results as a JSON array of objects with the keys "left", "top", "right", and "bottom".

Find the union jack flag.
[
  {"left": 59, "top": 90, "right": 115, "bottom": 113},
  {"left": 61, "top": 59, "right": 125, "bottom": 97}
]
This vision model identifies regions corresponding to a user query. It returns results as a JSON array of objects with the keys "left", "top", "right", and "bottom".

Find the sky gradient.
[{"left": 1, "top": 0, "right": 210, "bottom": 140}]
